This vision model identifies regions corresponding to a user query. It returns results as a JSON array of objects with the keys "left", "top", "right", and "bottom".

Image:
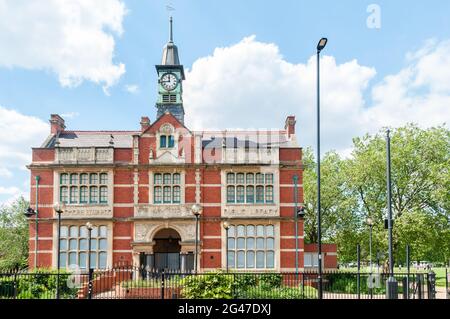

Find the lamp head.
[
  {"left": 317, "top": 38, "right": 328, "bottom": 52},
  {"left": 297, "top": 207, "right": 306, "bottom": 219},
  {"left": 53, "top": 201, "right": 65, "bottom": 214},
  {"left": 366, "top": 217, "right": 374, "bottom": 226},
  {"left": 191, "top": 204, "right": 202, "bottom": 216},
  {"left": 86, "top": 222, "right": 93, "bottom": 230},
  {"left": 223, "top": 221, "right": 230, "bottom": 230},
  {"left": 24, "top": 207, "right": 36, "bottom": 218}
]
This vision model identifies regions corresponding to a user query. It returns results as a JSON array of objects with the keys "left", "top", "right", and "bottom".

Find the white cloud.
[
  {"left": 125, "top": 84, "right": 140, "bottom": 94},
  {"left": 61, "top": 112, "right": 80, "bottom": 119},
  {"left": 0, "top": 0, "right": 127, "bottom": 91},
  {"left": 184, "top": 36, "right": 450, "bottom": 153},
  {"left": 0, "top": 106, "right": 49, "bottom": 175},
  {"left": 0, "top": 186, "right": 21, "bottom": 195}
]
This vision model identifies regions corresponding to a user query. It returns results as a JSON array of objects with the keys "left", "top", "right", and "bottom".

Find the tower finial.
[{"left": 169, "top": 16, "right": 173, "bottom": 43}]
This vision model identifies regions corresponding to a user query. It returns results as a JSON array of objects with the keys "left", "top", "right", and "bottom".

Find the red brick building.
[{"left": 27, "top": 18, "right": 337, "bottom": 272}]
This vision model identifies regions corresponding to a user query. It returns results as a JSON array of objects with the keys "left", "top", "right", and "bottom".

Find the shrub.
[{"left": 180, "top": 272, "right": 234, "bottom": 299}]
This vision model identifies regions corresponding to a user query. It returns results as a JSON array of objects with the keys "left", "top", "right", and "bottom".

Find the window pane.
[
  {"left": 173, "top": 186, "right": 181, "bottom": 203},
  {"left": 163, "top": 186, "right": 171, "bottom": 203},
  {"left": 246, "top": 225, "right": 255, "bottom": 237},
  {"left": 70, "top": 187, "right": 78, "bottom": 203},
  {"left": 228, "top": 225, "right": 235, "bottom": 237},
  {"left": 79, "top": 252, "right": 87, "bottom": 269},
  {"left": 266, "top": 251, "right": 275, "bottom": 268},
  {"left": 227, "top": 238, "right": 235, "bottom": 249},
  {"left": 99, "top": 252, "right": 107, "bottom": 269},
  {"left": 80, "top": 173, "right": 88, "bottom": 184},
  {"left": 99, "top": 226, "right": 107, "bottom": 237},
  {"left": 100, "top": 173, "right": 108, "bottom": 184},
  {"left": 256, "top": 251, "right": 265, "bottom": 268},
  {"left": 79, "top": 226, "right": 87, "bottom": 238},
  {"left": 70, "top": 174, "right": 78, "bottom": 185},
  {"left": 79, "top": 239, "right": 87, "bottom": 250},
  {"left": 168, "top": 135, "right": 175, "bottom": 148},
  {"left": 227, "top": 251, "right": 235, "bottom": 268},
  {"left": 226, "top": 173, "right": 235, "bottom": 184},
  {"left": 163, "top": 173, "right": 171, "bottom": 185},
  {"left": 69, "top": 226, "right": 78, "bottom": 237},
  {"left": 91, "top": 239, "right": 98, "bottom": 250},
  {"left": 79, "top": 186, "right": 88, "bottom": 203},
  {"left": 60, "top": 239, "right": 67, "bottom": 251},
  {"left": 100, "top": 186, "right": 108, "bottom": 203},
  {"left": 154, "top": 186, "right": 162, "bottom": 203},
  {"left": 256, "top": 238, "right": 265, "bottom": 249},
  {"left": 60, "top": 186, "right": 68, "bottom": 203},
  {"left": 68, "top": 252, "right": 77, "bottom": 266},
  {"left": 90, "top": 186, "right": 98, "bottom": 203},
  {"left": 60, "top": 173, "right": 68, "bottom": 185},
  {"left": 99, "top": 239, "right": 107, "bottom": 250},
  {"left": 246, "top": 186, "right": 254, "bottom": 203},
  {"left": 59, "top": 252, "right": 67, "bottom": 268},
  {"left": 90, "top": 173, "right": 98, "bottom": 184},
  {"left": 91, "top": 227, "right": 98, "bottom": 237},
  {"left": 236, "top": 173, "right": 244, "bottom": 184},
  {"left": 246, "top": 238, "right": 255, "bottom": 249},
  {"left": 256, "top": 173, "right": 264, "bottom": 184},
  {"left": 256, "top": 186, "right": 264, "bottom": 203},
  {"left": 237, "top": 238, "right": 245, "bottom": 249},
  {"left": 266, "top": 225, "right": 274, "bottom": 237},
  {"left": 266, "top": 238, "right": 274, "bottom": 250},
  {"left": 246, "top": 173, "right": 254, "bottom": 184},
  {"left": 160, "top": 135, "right": 167, "bottom": 148},
  {"left": 69, "top": 239, "right": 77, "bottom": 250},
  {"left": 60, "top": 226, "right": 68, "bottom": 237},
  {"left": 246, "top": 251, "right": 255, "bottom": 268},
  {"left": 90, "top": 252, "right": 97, "bottom": 269},
  {"left": 265, "top": 173, "right": 274, "bottom": 184},
  {"left": 236, "top": 186, "right": 245, "bottom": 203},
  {"left": 237, "top": 251, "right": 245, "bottom": 268},
  {"left": 237, "top": 225, "right": 245, "bottom": 237},
  {"left": 226, "top": 186, "right": 235, "bottom": 203},
  {"left": 154, "top": 173, "right": 162, "bottom": 185},
  {"left": 256, "top": 225, "right": 264, "bottom": 236},
  {"left": 173, "top": 173, "right": 180, "bottom": 184},
  {"left": 265, "top": 186, "right": 274, "bottom": 203}
]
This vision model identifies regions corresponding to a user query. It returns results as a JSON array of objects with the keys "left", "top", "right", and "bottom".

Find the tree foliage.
[
  {"left": 303, "top": 124, "right": 450, "bottom": 264},
  {"left": 0, "top": 197, "right": 30, "bottom": 269}
]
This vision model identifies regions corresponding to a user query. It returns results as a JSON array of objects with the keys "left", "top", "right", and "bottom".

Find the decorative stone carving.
[
  {"left": 136, "top": 204, "right": 192, "bottom": 218},
  {"left": 134, "top": 221, "right": 196, "bottom": 242},
  {"left": 60, "top": 205, "right": 112, "bottom": 218},
  {"left": 135, "top": 224, "right": 159, "bottom": 242},
  {"left": 55, "top": 147, "right": 113, "bottom": 164},
  {"left": 160, "top": 123, "right": 175, "bottom": 134},
  {"left": 222, "top": 205, "right": 279, "bottom": 218}
]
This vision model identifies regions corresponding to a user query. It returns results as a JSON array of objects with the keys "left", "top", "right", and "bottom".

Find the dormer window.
[{"left": 160, "top": 135, "right": 175, "bottom": 148}]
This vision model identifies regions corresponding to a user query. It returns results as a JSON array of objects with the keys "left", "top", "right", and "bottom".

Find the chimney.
[
  {"left": 285, "top": 116, "right": 296, "bottom": 138},
  {"left": 140, "top": 116, "right": 151, "bottom": 131},
  {"left": 50, "top": 114, "right": 66, "bottom": 134}
]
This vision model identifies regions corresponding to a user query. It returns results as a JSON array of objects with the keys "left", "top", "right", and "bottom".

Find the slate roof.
[{"left": 44, "top": 131, "right": 138, "bottom": 148}]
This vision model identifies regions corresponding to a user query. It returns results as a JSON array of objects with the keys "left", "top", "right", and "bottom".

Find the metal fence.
[{"left": 0, "top": 267, "right": 441, "bottom": 300}]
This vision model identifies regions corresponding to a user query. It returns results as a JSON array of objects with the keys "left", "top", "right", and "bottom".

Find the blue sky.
[{"left": 1, "top": 0, "right": 450, "bottom": 205}]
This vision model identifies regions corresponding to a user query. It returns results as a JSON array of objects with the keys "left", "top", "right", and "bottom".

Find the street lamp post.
[
  {"left": 293, "top": 175, "right": 299, "bottom": 276},
  {"left": 53, "top": 202, "right": 65, "bottom": 299},
  {"left": 366, "top": 217, "right": 374, "bottom": 273},
  {"left": 385, "top": 129, "right": 398, "bottom": 299},
  {"left": 86, "top": 222, "right": 93, "bottom": 299},
  {"left": 24, "top": 207, "right": 37, "bottom": 268},
  {"left": 223, "top": 221, "right": 230, "bottom": 273},
  {"left": 191, "top": 204, "right": 202, "bottom": 273},
  {"left": 316, "top": 37, "right": 328, "bottom": 300}
]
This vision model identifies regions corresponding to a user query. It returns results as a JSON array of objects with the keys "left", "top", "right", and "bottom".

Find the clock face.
[{"left": 161, "top": 73, "right": 178, "bottom": 91}]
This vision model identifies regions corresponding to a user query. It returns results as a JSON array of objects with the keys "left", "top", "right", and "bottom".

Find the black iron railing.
[{"left": 0, "top": 267, "right": 439, "bottom": 300}]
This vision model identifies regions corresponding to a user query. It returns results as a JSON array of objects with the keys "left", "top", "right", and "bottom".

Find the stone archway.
[{"left": 152, "top": 228, "right": 181, "bottom": 270}]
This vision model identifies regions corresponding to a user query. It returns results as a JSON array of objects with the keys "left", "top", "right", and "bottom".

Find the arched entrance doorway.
[{"left": 153, "top": 228, "right": 181, "bottom": 270}]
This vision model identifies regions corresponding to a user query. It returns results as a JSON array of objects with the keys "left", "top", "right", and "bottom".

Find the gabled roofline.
[{"left": 141, "top": 112, "right": 192, "bottom": 136}]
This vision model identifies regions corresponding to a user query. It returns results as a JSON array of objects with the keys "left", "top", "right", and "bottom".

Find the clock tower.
[{"left": 155, "top": 17, "right": 185, "bottom": 124}]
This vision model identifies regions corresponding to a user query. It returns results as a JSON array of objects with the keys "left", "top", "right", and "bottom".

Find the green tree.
[{"left": 0, "top": 197, "right": 30, "bottom": 269}]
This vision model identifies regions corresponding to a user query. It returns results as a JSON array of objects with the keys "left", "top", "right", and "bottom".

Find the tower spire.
[{"left": 169, "top": 16, "right": 173, "bottom": 43}]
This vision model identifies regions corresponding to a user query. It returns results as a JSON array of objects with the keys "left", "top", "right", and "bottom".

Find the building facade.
[{"left": 27, "top": 18, "right": 337, "bottom": 272}]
